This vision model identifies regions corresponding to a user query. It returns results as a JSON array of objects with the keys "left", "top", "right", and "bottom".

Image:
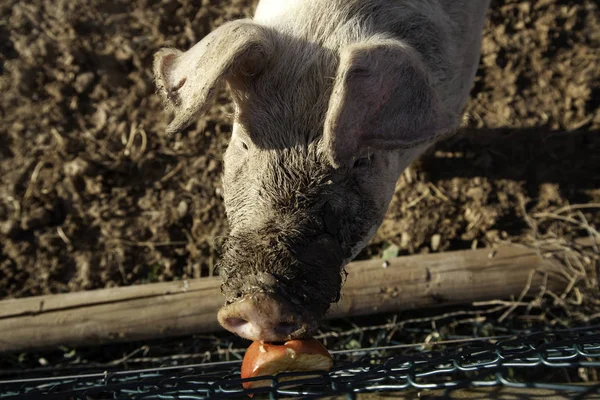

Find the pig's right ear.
[
  {"left": 153, "top": 20, "right": 274, "bottom": 135},
  {"left": 323, "top": 39, "right": 457, "bottom": 168}
]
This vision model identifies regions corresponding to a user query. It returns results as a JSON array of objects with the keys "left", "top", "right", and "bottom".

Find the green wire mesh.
[{"left": 1, "top": 327, "right": 599, "bottom": 399}]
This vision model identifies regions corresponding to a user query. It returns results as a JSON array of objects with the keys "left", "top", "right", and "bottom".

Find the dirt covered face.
[
  {"left": 153, "top": 19, "right": 454, "bottom": 341},
  {"left": 217, "top": 127, "right": 388, "bottom": 341}
]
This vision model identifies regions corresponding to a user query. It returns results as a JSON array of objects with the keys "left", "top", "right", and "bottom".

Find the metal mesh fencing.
[{"left": 1, "top": 327, "right": 599, "bottom": 399}]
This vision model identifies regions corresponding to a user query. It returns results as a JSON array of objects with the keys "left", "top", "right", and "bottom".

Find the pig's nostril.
[
  {"left": 274, "top": 322, "right": 299, "bottom": 337},
  {"left": 217, "top": 293, "right": 313, "bottom": 342},
  {"left": 225, "top": 317, "right": 248, "bottom": 328}
]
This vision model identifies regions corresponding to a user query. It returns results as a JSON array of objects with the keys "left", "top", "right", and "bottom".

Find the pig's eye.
[
  {"left": 353, "top": 153, "right": 374, "bottom": 169},
  {"left": 238, "top": 140, "right": 249, "bottom": 151}
]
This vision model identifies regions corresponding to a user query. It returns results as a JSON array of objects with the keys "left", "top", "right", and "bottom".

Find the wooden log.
[{"left": 0, "top": 240, "right": 590, "bottom": 353}]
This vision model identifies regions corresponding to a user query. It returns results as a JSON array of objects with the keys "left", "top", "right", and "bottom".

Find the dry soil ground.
[
  {"left": 0, "top": 0, "right": 598, "bottom": 303},
  {"left": 0, "top": 1, "right": 599, "bottom": 390}
]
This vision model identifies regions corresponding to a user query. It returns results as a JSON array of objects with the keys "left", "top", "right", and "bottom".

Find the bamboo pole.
[{"left": 0, "top": 240, "right": 588, "bottom": 353}]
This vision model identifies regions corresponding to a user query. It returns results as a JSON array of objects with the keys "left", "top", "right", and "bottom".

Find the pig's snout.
[{"left": 217, "top": 293, "right": 316, "bottom": 342}]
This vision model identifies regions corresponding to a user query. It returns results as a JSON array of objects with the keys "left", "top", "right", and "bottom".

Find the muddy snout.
[{"left": 217, "top": 293, "right": 317, "bottom": 342}]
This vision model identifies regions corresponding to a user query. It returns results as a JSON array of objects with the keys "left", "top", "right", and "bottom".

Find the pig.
[{"left": 153, "top": 0, "right": 491, "bottom": 342}]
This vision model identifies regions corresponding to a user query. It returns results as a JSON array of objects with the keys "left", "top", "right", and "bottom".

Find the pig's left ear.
[{"left": 323, "top": 39, "right": 456, "bottom": 168}]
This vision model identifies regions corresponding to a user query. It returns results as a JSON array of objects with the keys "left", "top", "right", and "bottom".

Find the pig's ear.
[
  {"left": 323, "top": 39, "right": 456, "bottom": 168},
  {"left": 153, "top": 20, "right": 273, "bottom": 135}
]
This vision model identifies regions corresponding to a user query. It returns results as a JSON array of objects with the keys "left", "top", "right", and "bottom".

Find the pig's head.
[{"left": 154, "top": 20, "right": 456, "bottom": 342}]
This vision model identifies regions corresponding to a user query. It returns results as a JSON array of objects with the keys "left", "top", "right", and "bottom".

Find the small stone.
[
  {"left": 63, "top": 158, "right": 90, "bottom": 177},
  {"left": 431, "top": 234, "right": 441, "bottom": 252},
  {"left": 177, "top": 200, "right": 188, "bottom": 218},
  {"left": 74, "top": 72, "right": 95, "bottom": 93},
  {"left": 0, "top": 220, "right": 16, "bottom": 236},
  {"left": 400, "top": 232, "right": 411, "bottom": 250},
  {"left": 485, "top": 230, "right": 499, "bottom": 242},
  {"left": 92, "top": 107, "right": 108, "bottom": 131},
  {"left": 207, "top": 159, "right": 219, "bottom": 172},
  {"left": 466, "top": 187, "right": 484, "bottom": 201}
]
